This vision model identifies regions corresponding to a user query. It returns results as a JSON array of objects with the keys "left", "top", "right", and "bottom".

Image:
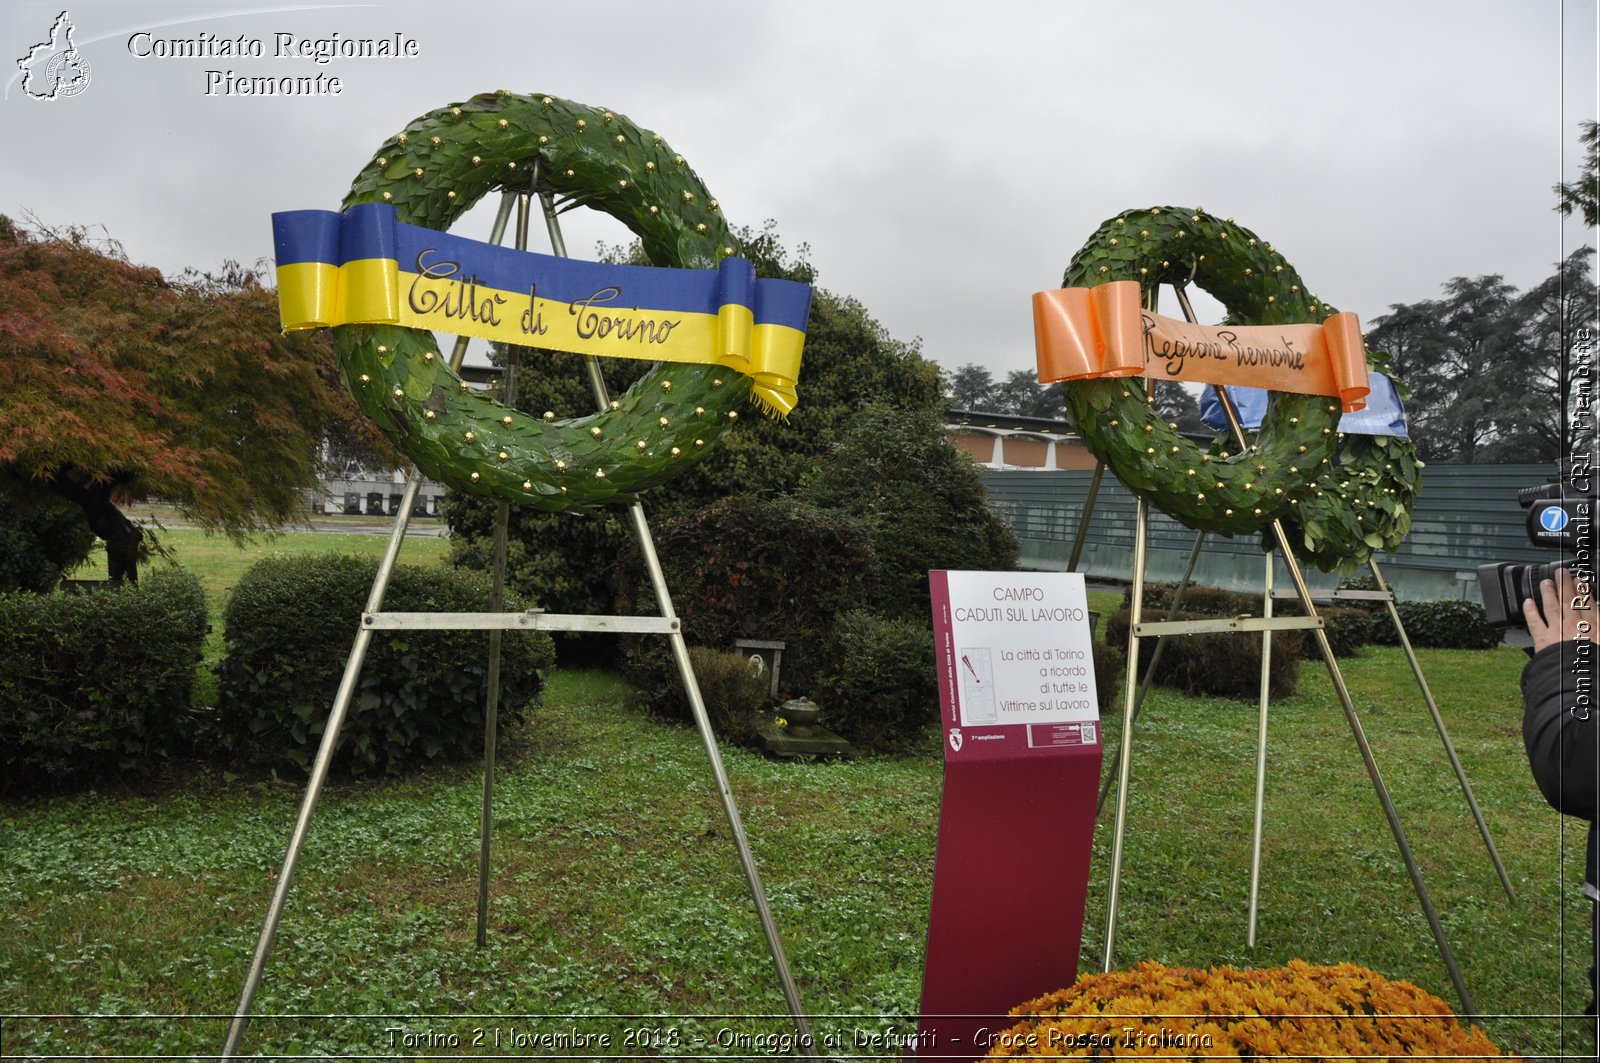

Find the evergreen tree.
[
  {"left": 1555, "top": 119, "right": 1599, "bottom": 228},
  {"left": 1365, "top": 251, "right": 1596, "bottom": 464},
  {"left": 799, "top": 405, "right": 1018, "bottom": 620},
  {"left": 944, "top": 363, "right": 997, "bottom": 410},
  {"left": 990, "top": 368, "right": 1065, "bottom": 419}
]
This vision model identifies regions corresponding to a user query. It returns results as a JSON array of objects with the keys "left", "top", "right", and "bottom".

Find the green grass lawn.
[
  {"left": 75, "top": 524, "right": 452, "bottom": 606},
  {"left": 0, "top": 567, "right": 1592, "bottom": 1059}
]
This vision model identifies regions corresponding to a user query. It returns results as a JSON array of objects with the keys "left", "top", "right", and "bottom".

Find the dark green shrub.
[
  {"left": 216, "top": 554, "right": 555, "bottom": 776},
  {"left": 1334, "top": 575, "right": 1393, "bottom": 644},
  {"left": 1395, "top": 599, "right": 1503, "bottom": 650},
  {"left": 1273, "top": 605, "right": 1369, "bottom": 659},
  {"left": 1105, "top": 608, "right": 1301, "bottom": 699},
  {"left": 0, "top": 489, "right": 98, "bottom": 592},
  {"left": 1334, "top": 576, "right": 1501, "bottom": 650},
  {"left": 620, "top": 495, "right": 877, "bottom": 714},
  {"left": 1312, "top": 606, "right": 1370, "bottom": 658},
  {"left": 1092, "top": 638, "right": 1126, "bottom": 716},
  {"left": 813, "top": 610, "right": 937, "bottom": 751},
  {"left": 1132, "top": 582, "right": 1366, "bottom": 660},
  {"left": 0, "top": 568, "right": 207, "bottom": 791},
  {"left": 686, "top": 646, "right": 769, "bottom": 746},
  {"left": 800, "top": 405, "right": 1019, "bottom": 621},
  {"left": 1128, "top": 582, "right": 1263, "bottom": 618},
  {"left": 1337, "top": 575, "right": 1381, "bottom": 596},
  {"left": 444, "top": 501, "right": 630, "bottom": 659}
]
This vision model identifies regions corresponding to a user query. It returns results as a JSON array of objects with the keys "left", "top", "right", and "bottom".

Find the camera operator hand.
[
  {"left": 1523, "top": 566, "right": 1599, "bottom": 653},
  {"left": 1520, "top": 563, "right": 1600, "bottom": 1024}
]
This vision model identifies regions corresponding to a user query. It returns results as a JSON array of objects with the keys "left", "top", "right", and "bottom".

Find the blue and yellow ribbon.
[{"left": 272, "top": 203, "right": 813, "bottom": 415}]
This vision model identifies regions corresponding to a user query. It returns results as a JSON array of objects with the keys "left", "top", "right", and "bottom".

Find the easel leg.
[
  {"left": 222, "top": 478, "right": 424, "bottom": 1059},
  {"left": 1102, "top": 497, "right": 1149, "bottom": 972},
  {"left": 1066, "top": 462, "right": 1105, "bottom": 574},
  {"left": 1247, "top": 551, "right": 1274, "bottom": 946},
  {"left": 477, "top": 189, "right": 532, "bottom": 947},
  {"left": 538, "top": 192, "right": 816, "bottom": 1055},
  {"left": 476, "top": 498, "right": 510, "bottom": 947},
  {"left": 1274, "top": 523, "right": 1477, "bottom": 1017},
  {"left": 1096, "top": 528, "right": 1206, "bottom": 817},
  {"left": 226, "top": 193, "right": 517, "bottom": 1057},
  {"left": 627, "top": 500, "right": 815, "bottom": 1051},
  {"left": 1369, "top": 559, "right": 1515, "bottom": 900}
]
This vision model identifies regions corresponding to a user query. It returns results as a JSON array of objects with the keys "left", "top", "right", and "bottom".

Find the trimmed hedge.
[
  {"left": 1334, "top": 575, "right": 1398, "bottom": 646},
  {"left": 1132, "top": 582, "right": 1367, "bottom": 659},
  {"left": 0, "top": 568, "right": 208, "bottom": 791},
  {"left": 1105, "top": 608, "right": 1301, "bottom": 699},
  {"left": 1393, "top": 599, "right": 1504, "bottom": 650},
  {"left": 813, "top": 610, "right": 938, "bottom": 751},
  {"left": 1336, "top": 576, "right": 1504, "bottom": 650},
  {"left": 1091, "top": 638, "right": 1125, "bottom": 716},
  {"left": 1129, "top": 582, "right": 1261, "bottom": 618},
  {"left": 216, "top": 554, "right": 554, "bottom": 776},
  {"left": 1272, "top": 604, "right": 1370, "bottom": 659},
  {"left": 1309, "top": 606, "right": 1370, "bottom": 658}
]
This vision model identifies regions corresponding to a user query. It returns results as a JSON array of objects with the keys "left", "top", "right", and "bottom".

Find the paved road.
[
  {"left": 302, "top": 517, "right": 448, "bottom": 537},
  {"left": 130, "top": 510, "right": 449, "bottom": 538}
]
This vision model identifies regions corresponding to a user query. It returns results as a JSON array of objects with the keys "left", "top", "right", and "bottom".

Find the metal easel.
[
  {"left": 1078, "top": 279, "right": 1500, "bottom": 1018},
  {"left": 221, "top": 175, "right": 817, "bottom": 1059}
]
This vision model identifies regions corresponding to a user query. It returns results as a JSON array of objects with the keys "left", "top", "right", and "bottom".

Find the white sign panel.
[{"left": 939, "top": 570, "right": 1099, "bottom": 729}]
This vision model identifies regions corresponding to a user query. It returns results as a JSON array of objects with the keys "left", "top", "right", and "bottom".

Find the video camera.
[{"left": 1477, "top": 482, "right": 1596, "bottom": 627}]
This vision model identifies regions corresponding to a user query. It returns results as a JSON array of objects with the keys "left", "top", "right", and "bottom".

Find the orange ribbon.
[{"left": 1033, "top": 280, "right": 1370, "bottom": 412}]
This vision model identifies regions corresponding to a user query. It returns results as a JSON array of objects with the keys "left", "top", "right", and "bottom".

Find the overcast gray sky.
[{"left": 3, "top": 0, "right": 1595, "bottom": 381}]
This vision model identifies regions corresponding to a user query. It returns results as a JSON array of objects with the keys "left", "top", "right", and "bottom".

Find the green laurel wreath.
[
  {"left": 1060, "top": 206, "right": 1420, "bottom": 571},
  {"left": 332, "top": 91, "right": 754, "bottom": 509}
]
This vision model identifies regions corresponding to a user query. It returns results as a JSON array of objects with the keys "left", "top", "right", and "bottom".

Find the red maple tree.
[{"left": 0, "top": 216, "right": 393, "bottom": 583}]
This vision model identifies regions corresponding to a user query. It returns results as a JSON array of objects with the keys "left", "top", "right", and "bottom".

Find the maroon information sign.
[{"left": 917, "top": 571, "right": 1102, "bottom": 1058}]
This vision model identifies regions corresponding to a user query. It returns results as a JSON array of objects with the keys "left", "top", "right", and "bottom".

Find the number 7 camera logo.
[{"left": 17, "top": 11, "right": 92, "bottom": 101}]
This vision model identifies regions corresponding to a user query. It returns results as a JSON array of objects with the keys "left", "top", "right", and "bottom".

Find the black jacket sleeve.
[{"left": 1522, "top": 641, "right": 1598, "bottom": 822}]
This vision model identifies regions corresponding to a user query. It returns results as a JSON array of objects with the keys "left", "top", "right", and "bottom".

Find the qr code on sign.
[{"left": 1081, "top": 722, "right": 1098, "bottom": 744}]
